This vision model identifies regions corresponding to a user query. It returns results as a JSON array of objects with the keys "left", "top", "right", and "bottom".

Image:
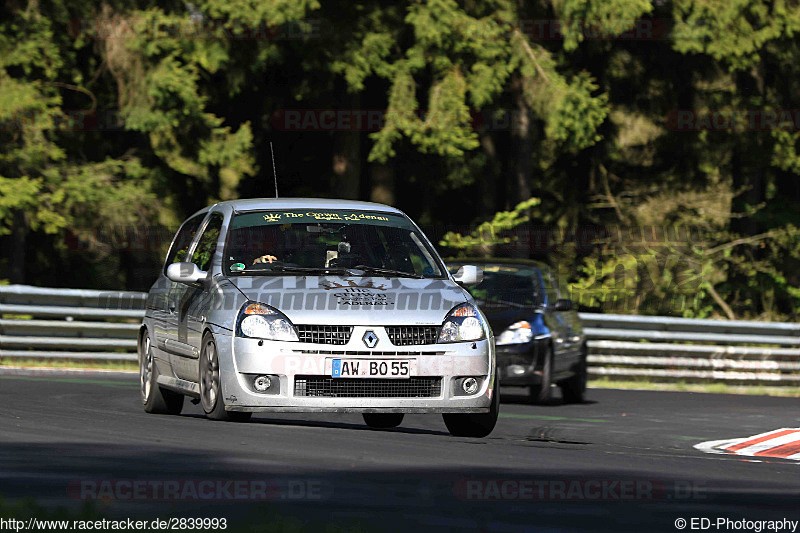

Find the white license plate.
[{"left": 329, "top": 359, "right": 415, "bottom": 379}]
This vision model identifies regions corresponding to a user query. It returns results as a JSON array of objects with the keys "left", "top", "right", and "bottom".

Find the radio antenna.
[{"left": 270, "top": 141, "right": 279, "bottom": 198}]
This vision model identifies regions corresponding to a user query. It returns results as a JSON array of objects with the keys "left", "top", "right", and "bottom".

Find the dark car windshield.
[
  {"left": 223, "top": 209, "right": 445, "bottom": 278},
  {"left": 450, "top": 263, "right": 541, "bottom": 308}
]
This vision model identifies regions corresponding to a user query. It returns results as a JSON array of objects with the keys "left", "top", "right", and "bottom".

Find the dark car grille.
[
  {"left": 294, "top": 376, "right": 442, "bottom": 398},
  {"left": 296, "top": 325, "right": 353, "bottom": 345},
  {"left": 385, "top": 326, "right": 440, "bottom": 346}
]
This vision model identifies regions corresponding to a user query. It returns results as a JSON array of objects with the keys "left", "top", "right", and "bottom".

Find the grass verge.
[
  {"left": 589, "top": 377, "right": 800, "bottom": 397},
  {"left": 0, "top": 358, "right": 137, "bottom": 372}
]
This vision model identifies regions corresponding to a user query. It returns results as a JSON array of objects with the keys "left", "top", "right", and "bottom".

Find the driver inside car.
[
  {"left": 253, "top": 227, "right": 354, "bottom": 267},
  {"left": 227, "top": 225, "right": 282, "bottom": 266},
  {"left": 253, "top": 254, "right": 278, "bottom": 264}
]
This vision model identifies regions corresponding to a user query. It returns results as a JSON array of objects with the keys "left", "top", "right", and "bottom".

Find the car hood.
[{"left": 229, "top": 276, "right": 468, "bottom": 326}]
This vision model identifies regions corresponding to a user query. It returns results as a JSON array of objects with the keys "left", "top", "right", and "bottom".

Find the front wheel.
[
  {"left": 140, "top": 331, "right": 184, "bottom": 415},
  {"left": 559, "top": 346, "right": 588, "bottom": 404},
  {"left": 442, "top": 373, "right": 499, "bottom": 438},
  {"left": 200, "top": 333, "right": 251, "bottom": 423},
  {"left": 529, "top": 344, "right": 553, "bottom": 404},
  {"left": 363, "top": 413, "right": 404, "bottom": 429}
]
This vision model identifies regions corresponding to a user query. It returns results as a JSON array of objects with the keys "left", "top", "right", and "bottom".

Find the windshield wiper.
[
  {"left": 271, "top": 265, "right": 356, "bottom": 276},
  {"left": 239, "top": 265, "right": 354, "bottom": 276},
  {"left": 352, "top": 265, "right": 425, "bottom": 279}
]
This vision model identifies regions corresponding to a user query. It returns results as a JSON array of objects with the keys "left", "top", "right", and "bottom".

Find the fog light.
[
  {"left": 253, "top": 375, "right": 272, "bottom": 392},
  {"left": 508, "top": 365, "right": 526, "bottom": 376},
  {"left": 462, "top": 377, "right": 479, "bottom": 395}
]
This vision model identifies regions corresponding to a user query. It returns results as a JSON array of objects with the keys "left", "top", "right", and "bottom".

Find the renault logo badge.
[{"left": 362, "top": 330, "right": 379, "bottom": 348}]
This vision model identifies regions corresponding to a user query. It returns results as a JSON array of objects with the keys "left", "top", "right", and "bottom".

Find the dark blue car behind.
[{"left": 448, "top": 260, "right": 587, "bottom": 403}]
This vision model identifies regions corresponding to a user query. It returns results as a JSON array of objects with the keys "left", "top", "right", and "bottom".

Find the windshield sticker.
[
  {"left": 259, "top": 211, "right": 390, "bottom": 223},
  {"left": 264, "top": 211, "right": 389, "bottom": 222},
  {"left": 232, "top": 210, "right": 410, "bottom": 232},
  {"left": 230, "top": 263, "right": 246, "bottom": 272}
]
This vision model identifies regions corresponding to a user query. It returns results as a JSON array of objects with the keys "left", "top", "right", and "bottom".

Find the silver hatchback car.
[{"left": 139, "top": 198, "right": 498, "bottom": 437}]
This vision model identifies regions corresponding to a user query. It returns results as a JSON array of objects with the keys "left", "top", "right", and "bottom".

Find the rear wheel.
[
  {"left": 443, "top": 373, "right": 499, "bottom": 438},
  {"left": 200, "top": 333, "right": 251, "bottom": 423},
  {"left": 362, "top": 413, "right": 404, "bottom": 429},
  {"left": 140, "top": 331, "right": 184, "bottom": 415},
  {"left": 529, "top": 344, "right": 552, "bottom": 404},
  {"left": 559, "top": 346, "right": 588, "bottom": 404}
]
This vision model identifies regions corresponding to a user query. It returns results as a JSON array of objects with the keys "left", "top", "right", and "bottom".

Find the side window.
[
  {"left": 164, "top": 214, "right": 205, "bottom": 272},
  {"left": 191, "top": 213, "right": 224, "bottom": 271}
]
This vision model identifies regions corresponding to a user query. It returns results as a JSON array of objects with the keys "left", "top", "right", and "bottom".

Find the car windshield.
[
  {"left": 450, "top": 263, "right": 541, "bottom": 308},
  {"left": 224, "top": 209, "right": 445, "bottom": 278}
]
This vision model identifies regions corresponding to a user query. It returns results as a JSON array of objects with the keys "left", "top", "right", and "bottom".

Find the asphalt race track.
[{"left": 1, "top": 369, "right": 799, "bottom": 532}]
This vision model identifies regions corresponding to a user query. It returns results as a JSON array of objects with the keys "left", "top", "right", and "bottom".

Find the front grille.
[
  {"left": 296, "top": 325, "right": 353, "bottom": 345},
  {"left": 297, "top": 350, "right": 445, "bottom": 356},
  {"left": 294, "top": 376, "right": 442, "bottom": 398},
  {"left": 385, "top": 326, "right": 440, "bottom": 346}
]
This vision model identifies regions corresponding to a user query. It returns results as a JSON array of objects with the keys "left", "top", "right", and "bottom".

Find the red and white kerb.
[{"left": 695, "top": 428, "right": 800, "bottom": 460}]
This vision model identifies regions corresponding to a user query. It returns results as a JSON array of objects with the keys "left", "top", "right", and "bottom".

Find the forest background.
[{"left": 2, "top": 0, "right": 800, "bottom": 321}]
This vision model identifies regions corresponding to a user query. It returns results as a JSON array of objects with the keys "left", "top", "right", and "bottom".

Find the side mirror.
[
  {"left": 453, "top": 265, "right": 484, "bottom": 287},
  {"left": 553, "top": 299, "right": 574, "bottom": 312},
  {"left": 166, "top": 262, "right": 207, "bottom": 285}
]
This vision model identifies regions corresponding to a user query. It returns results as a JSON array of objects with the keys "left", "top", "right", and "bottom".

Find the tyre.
[
  {"left": 140, "top": 330, "right": 184, "bottom": 415},
  {"left": 529, "top": 344, "right": 552, "bottom": 404},
  {"left": 362, "top": 413, "right": 404, "bottom": 429},
  {"left": 200, "top": 333, "right": 251, "bottom": 423},
  {"left": 559, "top": 345, "right": 588, "bottom": 404},
  {"left": 443, "top": 373, "right": 500, "bottom": 438}
]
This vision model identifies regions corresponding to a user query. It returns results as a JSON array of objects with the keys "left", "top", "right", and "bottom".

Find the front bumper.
[
  {"left": 215, "top": 326, "right": 495, "bottom": 413},
  {"left": 496, "top": 340, "right": 546, "bottom": 386}
]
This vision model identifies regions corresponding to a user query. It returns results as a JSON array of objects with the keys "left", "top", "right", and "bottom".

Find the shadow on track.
[
  {"left": 1, "top": 442, "right": 798, "bottom": 533},
  {"left": 179, "top": 413, "right": 450, "bottom": 436},
  {"left": 499, "top": 387, "right": 599, "bottom": 407}
]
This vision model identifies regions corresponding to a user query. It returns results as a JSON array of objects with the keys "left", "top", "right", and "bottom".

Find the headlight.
[
  {"left": 438, "top": 303, "right": 487, "bottom": 343},
  {"left": 496, "top": 321, "right": 533, "bottom": 345},
  {"left": 237, "top": 302, "right": 299, "bottom": 342}
]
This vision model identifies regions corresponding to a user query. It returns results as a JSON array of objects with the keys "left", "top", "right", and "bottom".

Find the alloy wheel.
[
  {"left": 200, "top": 339, "right": 220, "bottom": 413},
  {"left": 140, "top": 335, "right": 153, "bottom": 404}
]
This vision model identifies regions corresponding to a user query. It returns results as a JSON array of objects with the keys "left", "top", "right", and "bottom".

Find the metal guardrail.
[
  {"left": 1, "top": 285, "right": 798, "bottom": 386},
  {"left": 0, "top": 285, "right": 145, "bottom": 362},
  {"left": 581, "top": 313, "right": 800, "bottom": 385}
]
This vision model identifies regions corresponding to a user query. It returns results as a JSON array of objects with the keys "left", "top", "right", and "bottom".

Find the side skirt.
[{"left": 156, "top": 375, "right": 201, "bottom": 398}]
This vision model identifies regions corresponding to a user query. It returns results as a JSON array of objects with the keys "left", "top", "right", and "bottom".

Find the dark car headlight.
[
  {"left": 496, "top": 321, "right": 533, "bottom": 345},
  {"left": 438, "top": 303, "right": 487, "bottom": 343},
  {"left": 237, "top": 302, "right": 299, "bottom": 342}
]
